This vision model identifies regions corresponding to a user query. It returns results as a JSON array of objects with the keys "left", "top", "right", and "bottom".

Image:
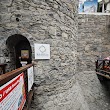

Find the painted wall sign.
[
  {"left": 27, "top": 66, "right": 34, "bottom": 92},
  {"left": 84, "top": 0, "right": 98, "bottom": 13},
  {"left": 34, "top": 44, "right": 50, "bottom": 59},
  {"left": 78, "top": 0, "right": 84, "bottom": 12},
  {"left": 0, "top": 73, "right": 26, "bottom": 110},
  {"left": 78, "top": 0, "right": 98, "bottom": 13}
]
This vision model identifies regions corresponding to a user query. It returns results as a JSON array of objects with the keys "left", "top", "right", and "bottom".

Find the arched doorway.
[{"left": 6, "top": 34, "right": 32, "bottom": 69}]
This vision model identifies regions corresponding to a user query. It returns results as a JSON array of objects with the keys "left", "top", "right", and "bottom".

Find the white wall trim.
[{"left": 79, "top": 12, "right": 110, "bottom": 15}]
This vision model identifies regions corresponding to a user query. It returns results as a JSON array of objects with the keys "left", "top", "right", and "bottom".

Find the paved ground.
[{"left": 30, "top": 71, "right": 110, "bottom": 110}]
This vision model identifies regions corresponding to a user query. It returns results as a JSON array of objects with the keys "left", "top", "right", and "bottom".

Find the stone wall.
[
  {"left": 78, "top": 14, "right": 110, "bottom": 72},
  {"left": 77, "top": 14, "right": 110, "bottom": 110},
  {"left": 0, "top": 0, "right": 110, "bottom": 110},
  {"left": 0, "top": 0, "right": 89, "bottom": 110}
]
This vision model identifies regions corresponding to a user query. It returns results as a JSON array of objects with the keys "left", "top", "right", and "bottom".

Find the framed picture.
[{"left": 21, "top": 50, "right": 29, "bottom": 59}]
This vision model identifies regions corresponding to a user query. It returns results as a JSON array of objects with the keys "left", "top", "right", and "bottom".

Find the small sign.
[
  {"left": 0, "top": 73, "right": 26, "bottom": 110},
  {"left": 34, "top": 44, "right": 50, "bottom": 59},
  {"left": 27, "top": 66, "right": 34, "bottom": 92}
]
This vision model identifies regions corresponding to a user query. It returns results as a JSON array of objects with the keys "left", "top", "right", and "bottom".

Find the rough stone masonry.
[
  {"left": 77, "top": 14, "right": 110, "bottom": 110},
  {"left": 0, "top": 0, "right": 110, "bottom": 110}
]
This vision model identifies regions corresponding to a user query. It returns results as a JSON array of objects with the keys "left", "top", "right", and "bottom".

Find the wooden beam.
[
  {"left": 96, "top": 72, "right": 110, "bottom": 79},
  {"left": 0, "top": 63, "right": 34, "bottom": 86}
]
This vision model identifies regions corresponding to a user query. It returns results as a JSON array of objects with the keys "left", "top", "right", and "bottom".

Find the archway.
[{"left": 6, "top": 34, "right": 32, "bottom": 69}]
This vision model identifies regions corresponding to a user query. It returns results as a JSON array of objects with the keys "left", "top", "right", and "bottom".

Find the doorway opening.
[{"left": 6, "top": 34, "right": 32, "bottom": 69}]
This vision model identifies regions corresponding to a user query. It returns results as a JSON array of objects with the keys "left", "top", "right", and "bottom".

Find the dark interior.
[{"left": 6, "top": 34, "right": 32, "bottom": 68}]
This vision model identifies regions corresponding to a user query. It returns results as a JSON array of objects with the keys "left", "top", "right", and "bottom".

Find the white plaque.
[
  {"left": 27, "top": 66, "right": 34, "bottom": 92},
  {"left": 34, "top": 44, "right": 50, "bottom": 59}
]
